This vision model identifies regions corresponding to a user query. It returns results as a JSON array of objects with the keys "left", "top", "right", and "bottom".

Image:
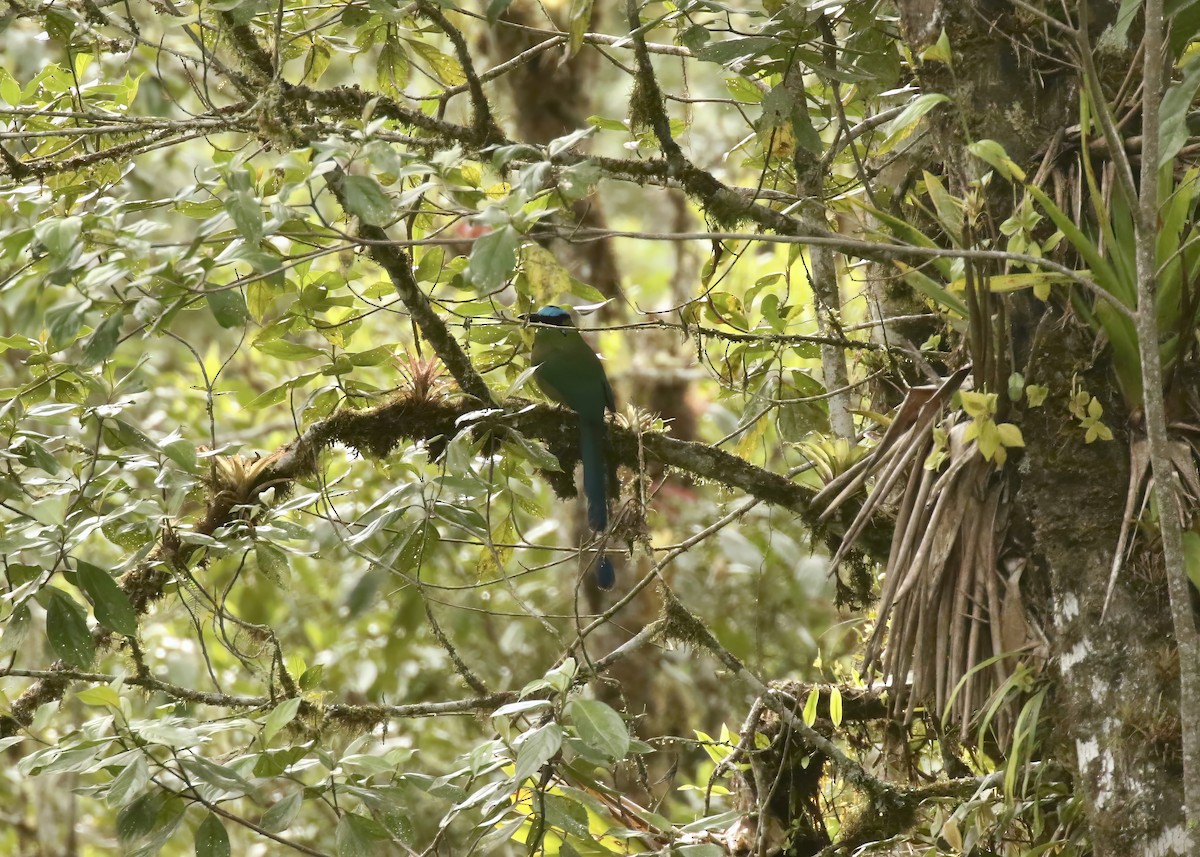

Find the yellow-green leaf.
[
  {"left": 76, "top": 686, "right": 121, "bottom": 708},
  {"left": 802, "top": 687, "right": 819, "bottom": 727},
  {"left": 996, "top": 422, "right": 1024, "bottom": 448}
]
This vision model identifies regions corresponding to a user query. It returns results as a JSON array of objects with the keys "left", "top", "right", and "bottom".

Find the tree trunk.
[
  {"left": 887, "top": 2, "right": 1191, "bottom": 851},
  {"left": 1022, "top": 321, "right": 1187, "bottom": 855}
]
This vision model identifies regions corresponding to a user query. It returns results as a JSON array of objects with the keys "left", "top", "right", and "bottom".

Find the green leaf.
[
  {"left": 676, "top": 845, "right": 727, "bottom": 857},
  {"left": 0, "top": 604, "right": 32, "bottom": 658},
  {"left": 996, "top": 423, "right": 1025, "bottom": 448},
  {"left": 967, "top": 271, "right": 1080, "bottom": 296},
  {"left": 225, "top": 190, "right": 263, "bottom": 242},
  {"left": 260, "top": 791, "right": 303, "bottom": 833},
  {"left": 967, "top": 139, "right": 1027, "bottom": 182},
  {"left": 247, "top": 382, "right": 290, "bottom": 410},
  {"left": 137, "top": 718, "right": 203, "bottom": 749},
  {"left": 76, "top": 685, "right": 122, "bottom": 707},
  {"left": 299, "top": 664, "right": 324, "bottom": 690},
  {"left": 45, "top": 8, "right": 75, "bottom": 44},
  {"left": 567, "top": 699, "right": 629, "bottom": 761},
  {"left": 586, "top": 115, "right": 629, "bottom": 132},
  {"left": 959, "top": 390, "right": 994, "bottom": 419},
  {"left": 468, "top": 225, "right": 520, "bottom": 291},
  {"left": 76, "top": 559, "right": 138, "bottom": 636},
  {"left": 303, "top": 38, "right": 332, "bottom": 86},
  {"left": 46, "top": 301, "right": 89, "bottom": 350},
  {"left": 254, "top": 339, "right": 324, "bottom": 360},
  {"left": 117, "top": 791, "right": 164, "bottom": 843},
  {"left": 977, "top": 419, "right": 1001, "bottom": 460},
  {"left": 107, "top": 754, "right": 150, "bottom": 808},
  {"left": 1007, "top": 372, "right": 1025, "bottom": 402},
  {"left": 802, "top": 687, "right": 819, "bottom": 726},
  {"left": 522, "top": 243, "right": 570, "bottom": 305},
  {"left": 414, "top": 246, "right": 445, "bottom": 284},
  {"left": 341, "top": 175, "right": 393, "bottom": 227},
  {"left": 1183, "top": 531, "right": 1200, "bottom": 591},
  {"left": 407, "top": 40, "right": 466, "bottom": 86},
  {"left": 566, "top": 0, "right": 593, "bottom": 57},
  {"left": 255, "top": 542, "right": 289, "bottom": 586},
  {"left": 178, "top": 756, "right": 253, "bottom": 798},
  {"left": 1160, "top": 58, "right": 1200, "bottom": 167},
  {"left": 696, "top": 36, "right": 778, "bottom": 66},
  {"left": 46, "top": 589, "right": 95, "bottom": 668},
  {"left": 486, "top": 0, "right": 515, "bottom": 23},
  {"left": 263, "top": 697, "right": 302, "bottom": 743},
  {"left": 513, "top": 723, "right": 562, "bottom": 783},
  {"left": 347, "top": 346, "right": 393, "bottom": 366},
  {"left": 0, "top": 68, "right": 21, "bottom": 106},
  {"left": 208, "top": 287, "right": 250, "bottom": 329},
  {"left": 81, "top": 312, "right": 124, "bottom": 365},
  {"left": 723, "top": 76, "right": 762, "bottom": 104},
  {"left": 922, "top": 170, "right": 963, "bottom": 242},
  {"left": 195, "top": 812, "right": 231, "bottom": 857},
  {"left": 475, "top": 816, "right": 525, "bottom": 854},
  {"left": 162, "top": 436, "right": 199, "bottom": 472},
  {"left": 880, "top": 93, "right": 950, "bottom": 152},
  {"left": 336, "top": 812, "right": 388, "bottom": 857},
  {"left": 542, "top": 793, "right": 591, "bottom": 840},
  {"left": 921, "top": 29, "right": 952, "bottom": 64},
  {"left": 35, "top": 215, "right": 82, "bottom": 261},
  {"left": 829, "top": 687, "right": 842, "bottom": 727}
]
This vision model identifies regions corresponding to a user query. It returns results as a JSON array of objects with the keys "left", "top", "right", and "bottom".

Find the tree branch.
[
  {"left": 323, "top": 166, "right": 495, "bottom": 404},
  {"left": 1133, "top": 0, "right": 1200, "bottom": 839},
  {"left": 415, "top": 2, "right": 504, "bottom": 146}
]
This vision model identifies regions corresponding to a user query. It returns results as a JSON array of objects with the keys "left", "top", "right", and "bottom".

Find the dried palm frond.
[
  {"left": 1103, "top": 432, "right": 1200, "bottom": 617},
  {"left": 823, "top": 370, "right": 1034, "bottom": 742}
]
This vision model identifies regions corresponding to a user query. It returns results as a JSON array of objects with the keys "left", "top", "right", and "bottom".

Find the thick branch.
[
  {"left": 323, "top": 166, "right": 495, "bottom": 404},
  {"left": 0, "top": 392, "right": 823, "bottom": 736}
]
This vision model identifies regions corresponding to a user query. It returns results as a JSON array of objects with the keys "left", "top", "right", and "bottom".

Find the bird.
[{"left": 524, "top": 305, "right": 616, "bottom": 589}]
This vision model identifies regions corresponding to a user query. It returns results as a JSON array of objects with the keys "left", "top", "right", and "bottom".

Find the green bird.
[{"left": 525, "top": 305, "right": 616, "bottom": 589}]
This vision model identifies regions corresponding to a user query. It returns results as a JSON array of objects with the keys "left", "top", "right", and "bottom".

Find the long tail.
[
  {"left": 579, "top": 417, "right": 609, "bottom": 532},
  {"left": 579, "top": 418, "right": 615, "bottom": 589}
]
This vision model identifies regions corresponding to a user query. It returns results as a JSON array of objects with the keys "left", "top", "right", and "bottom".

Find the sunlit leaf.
[
  {"left": 341, "top": 175, "right": 394, "bottom": 227},
  {"left": 567, "top": 700, "right": 629, "bottom": 761},
  {"left": 468, "top": 225, "right": 520, "bottom": 291}
]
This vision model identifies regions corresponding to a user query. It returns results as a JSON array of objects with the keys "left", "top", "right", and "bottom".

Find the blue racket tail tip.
[{"left": 595, "top": 557, "right": 616, "bottom": 590}]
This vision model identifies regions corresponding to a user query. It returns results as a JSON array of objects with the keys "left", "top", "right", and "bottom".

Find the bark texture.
[{"left": 1023, "top": 322, "right": 1187, "bottom": 856}]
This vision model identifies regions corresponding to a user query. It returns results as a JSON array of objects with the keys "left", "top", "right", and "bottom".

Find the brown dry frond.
[
  {"left": 1104, "top": 434, "right": 1200, "bottom": 617},
  {"left": 823, "top": 371, "right": 1038, "bottom": 742}
]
